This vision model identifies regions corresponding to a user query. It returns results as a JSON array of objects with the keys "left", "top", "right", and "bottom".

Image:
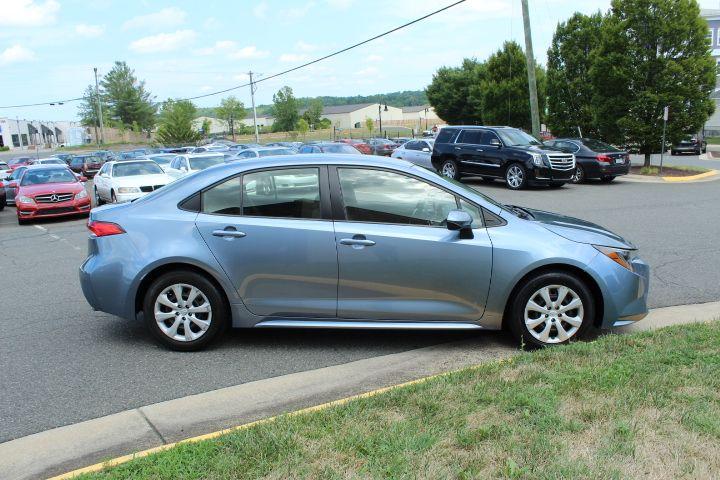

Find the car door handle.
[
  {"left": 454, "top": 146, "right": 462, "bottom": 150},
  {"left": 339, "top": 238, "right": 376, "bottom": 247},
  {"left": 475, "top": 148, "right": 484, "bottom": 152},
  {"left": 212, "top": 229, "right": 246, "bottom": 238}
]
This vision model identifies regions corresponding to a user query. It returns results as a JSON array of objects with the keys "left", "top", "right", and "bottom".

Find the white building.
[
  {"left": 401, "top": 105, "right": 441, "bottom": 129},
  {"left": 702, "top": 9, "right": 720, "bottom": 134},
  {"left": 193, "top": 116, "right": 229, "bottom": 135},
  {"left": 310, "top": 103, "right": 404, "bottom": 130},
  {"left": 0, "top": 117, "right": 86, "bottom": 150},
  {"left": 240, "top": 115, "right": 274, "bottom": 129}
]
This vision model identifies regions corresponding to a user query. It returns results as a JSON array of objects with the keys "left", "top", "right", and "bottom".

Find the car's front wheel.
[
  {"left": 143, "top": 270, "right": 228, "bottom": 351},
  {"left": 570, "top": 165, "right": 584, "bottom": 184},
  {"left": 439, "top": 159, "right": 460, "bottom": 180},
  {"left": 505, "top": 163, "right": 527, "bottom": 190},
  {"left": 507, "top": 271, "right": 595, "bottom": 348}
]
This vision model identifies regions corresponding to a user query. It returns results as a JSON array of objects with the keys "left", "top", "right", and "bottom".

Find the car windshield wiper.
[{"left": 505, "top": 204, "right": 534, "bottom": 220}]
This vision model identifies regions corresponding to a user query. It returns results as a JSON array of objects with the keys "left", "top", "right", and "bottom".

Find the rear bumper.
[{"left": 581, "top": 160, "right": 630, "bottom": 178}]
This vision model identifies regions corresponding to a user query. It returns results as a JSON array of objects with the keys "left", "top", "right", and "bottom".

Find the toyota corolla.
[{"left": 80, "top": 155, "right": 649, "bottom": 350}]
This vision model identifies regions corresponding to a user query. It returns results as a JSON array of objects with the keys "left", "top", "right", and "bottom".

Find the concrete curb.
[
  {"left": 2, "top": 302, "right": 719, "bottom": 480},
  {"left": 662, "top": 169, "right": 718, "bottom": 182},
  {"left": 620, "top": 171, "right": 719, "bottom": 183}
]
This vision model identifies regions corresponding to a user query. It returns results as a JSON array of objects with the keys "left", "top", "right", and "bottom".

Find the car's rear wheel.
[
  {"left": 439, "top": 159, "right": 460, "bottom": 180},
  {"left": 507, "top": 271, "right": 595, "bottom": 348},
  {"left": 94, "top": 187, "right": 104, "bottom": 206},
  {"left": 505, "top": 163, "right": 527, "bottom": 190},
  {"left": 570, "top": 165, "right": 584, "bottom": 184},
  {"left": 143, "top": 270, "right": 227, "bottom": 351}
]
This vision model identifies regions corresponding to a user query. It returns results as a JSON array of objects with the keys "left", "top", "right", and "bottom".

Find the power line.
[{"left": 0, "top": 0, "right": 466, "bottom": 110}]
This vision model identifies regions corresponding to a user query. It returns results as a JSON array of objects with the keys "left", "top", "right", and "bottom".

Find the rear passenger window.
[
  {"left": 458, "top": 130, "right": 483, "bottom": 144},
  {"left": 435, "top": 128, "right": 457, "bottom": 143},
  {"left": 202, "top": 177, "right": 241, "bottom": 215},
  {"left": 242, "top": 168, "right": 321, "bottom": 219}
]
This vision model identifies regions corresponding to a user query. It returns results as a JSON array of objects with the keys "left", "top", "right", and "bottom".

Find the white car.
[
  {"left": 228, "top": 147, "right": 296, "bottom": 161},
  {"left": 390, "top": 139, "right": 435, "bottom": 169},
  {"left": 164, "top": 153, "right": 226, "bottom": 180},
  {"left": 0, "top": 161, "right": 11, "bottom": 179},
  {"left": 93, "top": 160, "right": 173, "bottom": 204},
  {"left": 32, "top": 157, "right": 67, "bottom": 165}
]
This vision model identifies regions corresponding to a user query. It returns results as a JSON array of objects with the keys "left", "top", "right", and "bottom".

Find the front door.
[
  {"left": 332, "top": 167, "right": 493, "bottom": 321},
  {"left": 195, "top": 167, "right": 338, "bottom": 318}
]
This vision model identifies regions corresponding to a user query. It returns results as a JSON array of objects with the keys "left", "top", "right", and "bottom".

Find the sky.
[{"left": 2, "top": 0, "right": 720, "bottom": 121}]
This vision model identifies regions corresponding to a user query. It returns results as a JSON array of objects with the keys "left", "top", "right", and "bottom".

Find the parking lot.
[{"left": 1, "top": 174, "right": 719, "bottom": 443}]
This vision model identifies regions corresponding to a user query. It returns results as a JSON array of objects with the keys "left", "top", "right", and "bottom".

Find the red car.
[
  {"left": 7, "top": 157, "right": 32, "bottom": 171},
  {"left": 14, "top": 165, "right": 90, "bottom": 224},
  {"left": 339, "top": 138, "right": 372, "bottom": 155}
]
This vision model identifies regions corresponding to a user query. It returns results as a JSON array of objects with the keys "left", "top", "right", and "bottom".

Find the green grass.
[
  {"left": 705, "top": 137, "right": 720, "bottom": 145},
  {"left": 78, "top": 322, "right": 720, "bottom": 480},
  {"left": 637, "top": 165, "right": 710, "bottom": 176}
]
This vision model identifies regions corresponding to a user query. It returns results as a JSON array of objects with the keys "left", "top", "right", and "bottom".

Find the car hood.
[
  {"left": 19, "top": 182, "right": 84, "bottom": 196},
  {"left": 521, "top": 207, "right": 636, "bottom": 249},
  {"left": 112, "top": 173, "right": 172, "bottom": 187}
]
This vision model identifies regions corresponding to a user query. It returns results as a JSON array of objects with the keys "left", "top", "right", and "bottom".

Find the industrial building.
[{"left": 0, "top": 118, "right": 87, "bottom": 150}]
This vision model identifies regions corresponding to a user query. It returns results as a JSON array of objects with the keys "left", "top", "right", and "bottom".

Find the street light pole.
[
  {"left": 378, "top": 104, "right": 382, "bottom": 138},
  {"left": 94, "top": 67, "right": 105, "bottom": 145},
  {"left": 249, "top": 71, "right": 260, "bottom": 143},
  {"left": 521, "top": 0, "right": 541, "bottom": 138}
]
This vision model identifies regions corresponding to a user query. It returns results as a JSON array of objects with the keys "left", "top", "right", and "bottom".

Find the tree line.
[{"left": 426, "top": 0, "right": 715, "bottom": 166}]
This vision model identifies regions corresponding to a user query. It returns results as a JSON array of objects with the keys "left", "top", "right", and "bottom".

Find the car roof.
[
  {"left": 25, "top": 164, "right": 72, "bottom": 170},
  {"left": 105, "top": 159, "right": 157, "bottom": 166},
  {"left": 217, "top": 154, "right": 412, "bottom": 172}
]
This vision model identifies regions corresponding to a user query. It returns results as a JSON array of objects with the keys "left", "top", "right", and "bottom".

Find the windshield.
[
  {"left": 497, "top": 129, "right": 542, "bottom": 146},
  {"left": 113, "top": 162, "right": 164, "bottom": 177},
  {"left": 0, "top": 163, "right": 9, "bottom": 169},
  {"left": 321, "top": 144, "right": 359, "bottom": 154},
  {"left": 258, "top": 148, "right": 295, "bottom": 157},
  {"left": 189, "top": 156, "right": 225, "bottom": 170},
  {"left": 581, "top": 139, "right": 620, "bottom": 152},
  {"left": 21, "top": 168, "right": 76, "bottom": 186}
]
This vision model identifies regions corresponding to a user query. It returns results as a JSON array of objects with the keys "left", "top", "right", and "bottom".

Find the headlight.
[
  {"left": 530, "top": 153, "right": 544, "bottom": 166},
  {"left": 117, "top": 187, "right": 140, "bottom": 194},
  {"left": 18, "top": 195, "right": 35, "bottom": 204},
  {"left": 75, "top": 189, "right": 88, "bottom": 200},
  {"left": 594, "top": 245, "right": 636, "bottom": 272}
]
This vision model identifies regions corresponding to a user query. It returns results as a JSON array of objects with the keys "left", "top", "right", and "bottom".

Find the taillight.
[
  {"left": 597, "top": 154, "right": 612, "bottom": 163},
  {"left": 87, "top": 220, "right": 125, "bottom": 237}
]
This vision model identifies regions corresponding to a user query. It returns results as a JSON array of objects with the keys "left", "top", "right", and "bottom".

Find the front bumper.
[
  {"left": 114, "top": 191, "right": 150, "bottom": 203},
  {"left": 16, "top": 198, "right": 91, "bottom": 219},
  {"left": 530, "top": 166, "right": 574, "bottom": 183},
  {"left": 588, "top": 253, "right": 650, "bottom": 329}
]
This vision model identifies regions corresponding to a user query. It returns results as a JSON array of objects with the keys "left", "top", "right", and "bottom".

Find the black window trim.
[{"left": 328, "top": 165, "right": 486, "bottom": 229}]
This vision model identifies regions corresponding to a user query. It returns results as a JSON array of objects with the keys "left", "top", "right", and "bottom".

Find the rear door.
[
  {"left": 454, "top": 129, "right": 487, "bottom": 174},
  {"left": 195, "top": 166, "right": 339, "bottom": 318}
]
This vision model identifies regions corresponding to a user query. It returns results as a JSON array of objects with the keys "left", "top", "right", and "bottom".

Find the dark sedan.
[
  {"left": 671, "top": 136, "right": 706, "bottom": 155},
  {"left": 545, "top": 138, "right": 630, "bottom": 183},
  {"left": 366, "top": 138, "right": 399, "bottom": 156},
  {"left": 69, "top": 155, "right": 103, "bottom": 177},
  {"left": 298, "top": 143, "right": 361, "bottom": 154}
]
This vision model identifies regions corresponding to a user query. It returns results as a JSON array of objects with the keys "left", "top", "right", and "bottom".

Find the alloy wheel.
[
  {"left": 523, "top": 285, "right": 584, "bottom": 344},
  {"left": 571, "top": 165, "right": 584, "bottom": 184},
  {"left": 441, "top": 162, "right": 456, "bottom": 178},
  {"left": 153, "top": 283, "right": 212, "bottom": 342},
  {"left": 506, "top": 165, "right": 524, "bottom": 188}
]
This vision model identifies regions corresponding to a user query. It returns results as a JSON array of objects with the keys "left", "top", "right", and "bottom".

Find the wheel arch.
[{"left": 501, "top": 263, "right": 605, "bottom": 329}]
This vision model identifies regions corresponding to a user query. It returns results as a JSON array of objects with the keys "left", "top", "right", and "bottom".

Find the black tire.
[
  {"left": 143, "top": 270, "right": 228, "bottom": 351},
  {"left": 505, "top": 163, "right": 527, "bottom": 190},
  {"left": 570, "top": 165, "right": 584, "bottom": 184},
  {"left": 0, "top": 199, "right": 5, "bottom": 211},
  {"left": 600, "top": 175, "right": 615, "bottom": 183},
  {"left": 548, "top": 182, "right": 565, "bottom": 188},
  {"left": 17, "top": 216, "right": 28, "bottom": 225},
  {"left": 111, "top": 190, "right": 117, "bottom": 203},
  {"left": 670, "top": 150, "right": 676, "bottom": 156},
  {"left": 94, "top": 187, "right": 105, "bottom": 206},
  {"left": 439, "top": 158, "right": 460, "bottom": 180},
  {"left": 507, "top": 271, "right": 596, "bottom": 348}
]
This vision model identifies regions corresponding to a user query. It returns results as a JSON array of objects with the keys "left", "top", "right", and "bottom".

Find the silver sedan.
[{"left": 391, "top": 139, "right": 435, "bottom": 169}]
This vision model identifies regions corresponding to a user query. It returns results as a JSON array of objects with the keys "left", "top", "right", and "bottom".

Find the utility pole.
[
  {"left": 248, "top": 71, "right": 260, "bottom": 143},
  {"left": 94, "top": 67, "right": 105, "bottom": 145},
  {"left": 521, "top": 0, "right": 541, "bottom": 138}
]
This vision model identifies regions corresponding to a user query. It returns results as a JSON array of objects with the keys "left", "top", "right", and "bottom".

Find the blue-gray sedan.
[{"left": 79, "top": 155, "right": 649, "bottom": 350}]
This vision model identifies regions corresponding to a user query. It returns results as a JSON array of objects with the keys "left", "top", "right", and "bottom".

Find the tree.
[
  {"left": 297, "top": 118, "right": 309, "bottom": 139},
  {"left": 546, "top": 12, "right": 604, "bottom": 137},
  {"left": 100, "top": 61, "right": 156, "bottom": 132},
  {"left": 216, "top": 96, "right": 245, "bottom": 140},
  {"left": 480, "top": 41, "right": 546, "bottom": 131},
  {"left": 592, "top": 0, "right": 715, "bottom": 166},
  {"left": 426, "top": 59, "right": 484, "bottom": 124},
  {"left": 365, "top": 117, "right": 374, "bottom": 135},
  {"left": 318, "top": 118, "right": 332, "bottom": 129},
  {"left": 201, "top": 118, "right": 211, "bottom": 138},
  {"left": 302, "top": 99, "right": 324, "bottom": 128},
  {"left": 155, "top": 99, "right": 201, "bottom": 145},
  {"left": 272, "top": 86, "right": 299, "bottom": 132},
  {"left": 78, "top": 85, "right": 110, "bottom": 129}
]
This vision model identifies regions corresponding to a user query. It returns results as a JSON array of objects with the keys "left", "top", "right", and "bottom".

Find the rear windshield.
[
  {"left": 21, "top": 168, "right": 76, "bottom": 186},
  {"left": 581, "top": 139, "right": 620, "bottom": 152},
  {"left": 189, "top": 156, "right": 225, "bottom": 170},
  {"left": 321, "top": 144, "right": 358, "bottom": 154},
  {"left": 113, "top": 162, "right": 163, "bottom": 177}
]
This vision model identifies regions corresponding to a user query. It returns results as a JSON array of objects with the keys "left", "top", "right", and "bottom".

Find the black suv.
[{"left": 431, "top": 126, "right": 575, "bottom": 189}]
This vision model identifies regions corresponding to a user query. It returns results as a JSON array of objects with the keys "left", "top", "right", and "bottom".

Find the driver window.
[{"left": 337, "top": 168, "right": 458, "bottom": 226}]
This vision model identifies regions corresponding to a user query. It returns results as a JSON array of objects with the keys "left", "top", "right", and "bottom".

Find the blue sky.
[{"left": 2, "top": 0, "right": 718, "bottom": 121}]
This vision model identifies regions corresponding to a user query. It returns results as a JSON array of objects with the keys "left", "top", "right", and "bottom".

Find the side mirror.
[
  {"left": 490, "top": 138, "right": 502, "bottom": 148},
  {"left": 422, "top": 147, "right": 430, "bottom": 152},
  {"left": 79, "top": 176, "right": 88, "bottom": 182},
  {"left": 180, "top": 166, "right": 187, "bottom": 172},
  {"left": 446, "top": 210, "right": 474, "bottom": 239}
]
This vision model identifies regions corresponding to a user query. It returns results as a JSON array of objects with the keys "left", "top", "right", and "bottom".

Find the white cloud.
[
  {"left": 254, "top": 2, "right": 268, "bottom": 18},
  {"left": 279, "top": 53, "right": 310, "bottom": 63},
  {"left": 0, "top": 0, "right": 60, "bottom": 27},
  {"left": 229, "top": 45, "right": 269, "bottom": 59},
  {"left": 74, "top": 24, "right": 105, "bottom": 37},
  {"left": 325, "top": 0, "right": 353, "bottom": 8},
  {"left": 355, "top": 66, "right": 379, "bottom": 76},
  {"left": 365, "top": 54, "right": 383, "bottom": 62},
  {"left": 200, "top": 85, "right": 213, "bottom": 92},
  {"left": 0, "top": 44, "right": 37, "bottom": 65},
  {"left": 295, "top": 41, "right": 318, "bottom": 52},
  {"left": 280, "top": 2, "right": 315, "bottom": 20},
  {"left": 195, "top": 40, "right": 238, "bottom": 56},
  {"left": 129, "top": 30, "right": 197, "bottom": 54},
  {"left": 122, "top": 7, "right": 187, "bottom": 30}
]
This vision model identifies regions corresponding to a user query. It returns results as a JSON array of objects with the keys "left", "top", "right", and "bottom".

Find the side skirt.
[{"left": 253, "top": 320, "right": 485, "bottom": 330}]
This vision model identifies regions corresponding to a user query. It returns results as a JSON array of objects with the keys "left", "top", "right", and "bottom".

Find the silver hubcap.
[
  {"left": 507, "top": 165, "right": 523, "bottom": 188},
  {"left": 441, "top": 162, "right": 456, "bottom": 178},
  {"left": 524, "top": 285, "right": 584, "bottom": 344},
  {"left": 154, "top": 283, "right": 212, "bottom": 342},
  {"left": 572, "top": 166, "right": 583, "bottom": 183}
]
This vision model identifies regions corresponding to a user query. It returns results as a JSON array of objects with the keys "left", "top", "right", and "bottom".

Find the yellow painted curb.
[
  {"left": 48, "top": 358, "right": 516, "bottom": 480},
  {"left": 663, "top": 169, "right": 718, "bottom": 182}
]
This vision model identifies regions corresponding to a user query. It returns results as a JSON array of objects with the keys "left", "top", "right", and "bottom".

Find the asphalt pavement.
[{"left": 1, "top": 175, "right": 719, "bottom": 443}]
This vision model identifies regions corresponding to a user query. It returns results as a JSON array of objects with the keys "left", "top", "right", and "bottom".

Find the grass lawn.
[
  {"left": 633, "top": 165, "right": 711, "bottom": 176},
  {"left": 78, "top": 322, "right": 720, "bottom": 480}
]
